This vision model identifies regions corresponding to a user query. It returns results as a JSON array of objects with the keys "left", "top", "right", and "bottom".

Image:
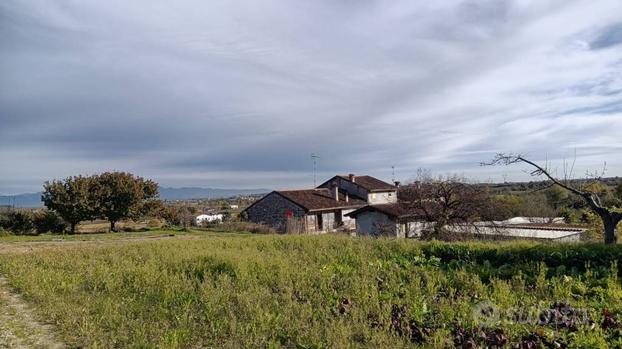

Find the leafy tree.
[
  {"left": 543, "top": 186, "right": 569, "bottom": 210},
  {"left": 92, "top": 172, "right": 159, "bottom": 232},
  {"left": 139, "top": 199, "right": 166, "bottom": 218},
  {"left": 42, "top": 176, "right": 97, "bottom": 233},
  {"left": 615, "top": 180, "right": 622, "bottom": 204},
  {"left": 159, "top": 205, "right": 183, "bottom": 227},
  {"left": 559, "top": 207, "right": 579, "bottom": 224}
]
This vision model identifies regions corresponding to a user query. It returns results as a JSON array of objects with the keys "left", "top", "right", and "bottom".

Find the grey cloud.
[
  {"left": 1, "top": 0, "right": 621, "bottom": 193},
  {"left": 590, "top": 23, "right": 622, "bottom": 49}
]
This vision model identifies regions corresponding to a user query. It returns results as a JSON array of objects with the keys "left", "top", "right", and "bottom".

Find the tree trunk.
[
  {"left": 603, "top": 216, "right": 618, "bottom": 245},
  {"left": 70, "top": 222, "right": 76, "bottom": 234},
  {"left": 110, "top": 220, "right": 116, "bottom": 232}
]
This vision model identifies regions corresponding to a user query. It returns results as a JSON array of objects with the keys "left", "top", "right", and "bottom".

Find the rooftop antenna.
[
  {"left": 391, "top": 165, "right": 396, "bottom": 183},
  {"left": 311, "top": 153, "right": 320, "bottom": 187}
]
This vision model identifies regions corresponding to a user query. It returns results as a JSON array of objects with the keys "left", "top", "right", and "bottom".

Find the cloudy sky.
[{"left": 1, "top": 0, "right": 622, "bottom": 194}]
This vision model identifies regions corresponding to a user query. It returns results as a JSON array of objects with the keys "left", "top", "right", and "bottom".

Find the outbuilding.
[{"left": 345, "top": 203, "right": 429, "bottom": 238}]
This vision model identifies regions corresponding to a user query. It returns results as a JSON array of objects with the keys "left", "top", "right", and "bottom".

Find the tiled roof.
[
  {"left": 317, "top": 175, "right": 396, "bottom": 192},
  {"left": 345, "top": 203, "right": 420, "bottom": 219},
  {"left": 276, "top": 188, "right": 366, "bottom": 212},
  {"left": 337, "top": 175, "right": 396, "bottom": 192}
]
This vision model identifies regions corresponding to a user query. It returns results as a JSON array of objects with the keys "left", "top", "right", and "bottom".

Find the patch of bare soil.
[{"left": 0, "top": 276, "right": 64, "bottom": 349}]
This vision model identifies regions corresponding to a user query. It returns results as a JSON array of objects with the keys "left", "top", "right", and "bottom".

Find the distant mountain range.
[
  {"left": 0, "top": 187, "right": 270, "bottom": 208},
  {"left": 158, "top": 187, "right": 269, "bottom": 201}
]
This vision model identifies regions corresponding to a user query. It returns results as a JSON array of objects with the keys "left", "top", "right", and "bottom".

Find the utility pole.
[{"left": 311, "top": 153, "right": 319, "bottom": 187}]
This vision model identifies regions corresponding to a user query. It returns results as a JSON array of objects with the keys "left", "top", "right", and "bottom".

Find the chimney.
[
  {"left": 331, "top": 183, "right": 339, "bottom": 201},
  {"left": 348, "top": 173, "right": 356, "bottom": 183},
  {"left": 394, "top": 181, "right": 401, "bottom": 188}
]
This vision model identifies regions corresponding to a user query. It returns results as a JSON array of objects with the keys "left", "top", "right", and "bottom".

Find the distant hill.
[
  {"left": 0, "top": 187, "right": 269, "bottom": 208},
  {"left": 158, "top": 187, "right": 269, "bottom": 201},
  {"left": 0, "top": 192, "right": 43, "bottom": 208}
]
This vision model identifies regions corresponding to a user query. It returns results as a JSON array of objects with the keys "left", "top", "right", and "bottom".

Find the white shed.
[{"left": 194, "top": 214, "right": 224, "bottom": 225}]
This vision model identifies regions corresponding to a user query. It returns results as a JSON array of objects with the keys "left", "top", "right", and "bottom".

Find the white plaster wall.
[
  {"left": 447, "top": 225, "right": 585, "bottom": 241},
  {"left": 367, "top": 191, "right": 397, "bottom": 204},
  {"left": 341, "top": 209, "right": 356, "bottom": 230},
  {"left": 355, "top": 211, "right": 398, "bottom": 237},
  {"left": 397, "top": 221, "right": 432, "bottom": 238}
]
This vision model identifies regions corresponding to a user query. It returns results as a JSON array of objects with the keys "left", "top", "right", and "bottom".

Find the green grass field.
[{"left": 0, "top": 232, "right": 621, "bottom": 348}]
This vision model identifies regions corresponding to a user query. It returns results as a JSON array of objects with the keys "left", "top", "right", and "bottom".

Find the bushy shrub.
[
  {"left": 0, "top": 227, "right": 11, "bottom": 237},
  {"left": 32, "top": 210, "right": 68, "bottom": 234},
  {"left": 559, "top": 207, "right": 579, "bottom": 224},
  {"left": 208, "top": 221, "right": 276, "bottom": 234},
  {"left": 420, "top": 242, "right": 622, "bottom": 280},
  {"left": 0, "top": 210, "right": 36, "bottom": 235}
]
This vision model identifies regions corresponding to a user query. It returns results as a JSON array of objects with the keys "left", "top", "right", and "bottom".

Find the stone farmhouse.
[
  {"left": 244, "top": 174, "right": 586, "bottom": 241},
  {"left": 243, "top": 174, "right": 398, "bottom": 233}
]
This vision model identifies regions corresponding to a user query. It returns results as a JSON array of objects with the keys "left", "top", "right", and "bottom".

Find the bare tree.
[
  {"left": 484, "top": 153, "right": 621, "bottom": 244},
  {"left": 399, "top": 173, "right": 500, "bottom": 240}
]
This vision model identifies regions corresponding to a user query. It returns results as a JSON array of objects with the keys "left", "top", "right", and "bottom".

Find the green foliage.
[
  {"left": 92, "top": 172, "right": 158, "bottom": 231},
  {"left": 0, "top": 210, "right": 36, "bottom": 235},
  {"left": 616, "top": 180, "right": 622, "bottom": 204},
  {"left": 0, "top": 227, "right": 11, "bottom": 237},
  {"left": 42, "top": 172, "right": 160, "bottom": 233},
  {"left": 492, "top": 192, "right": 558, "bottom": 219},
  {"left": 543, "top": 186, "right": 569, "bottom": 209},
  {"left": 91, "top": 172, "right": 159, "bottom": 231},
  {"left": 492, "top": 195, "right": 523, "bottom": 219},
  {"left": 0, "top": 235, "right": 620, "bottom": 348},
  {"left": 159, "top": 205, "right": 184, "bottom": 227},
  {"left": 560, "top": 207, "right": 579, "bottom": 224},
  {"left": 42, "top": 175, "right": 97, "bottom": 233},
  {"left": 32, "top": 210, "right": 68, "bottom": 234}
]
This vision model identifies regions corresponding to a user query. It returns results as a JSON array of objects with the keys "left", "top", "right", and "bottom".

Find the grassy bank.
[{"left": 0, "top": 234, "right": 621, "bottom": 348}]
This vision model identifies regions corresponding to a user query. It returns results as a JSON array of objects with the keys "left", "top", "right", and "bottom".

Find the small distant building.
[
  {"left": 243, "top": 174, "right": 397, "bottom": 233},
  {"left": 229, "top": 204, "right": 239, "bottom": 209},
  {"left": 194, "top": 213, "right": 224, "bottom": 225}
]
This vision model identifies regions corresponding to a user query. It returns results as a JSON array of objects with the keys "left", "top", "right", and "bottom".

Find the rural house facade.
[
  {"left": 244, "top": 174, "right": 397, "bottom": 233},
  {"left": 345, "top": 203, "right": 428, "bottom": 238}
]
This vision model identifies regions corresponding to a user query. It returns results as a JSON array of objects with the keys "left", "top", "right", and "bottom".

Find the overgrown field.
[{"left": 0, "top": 234, "right": 621, "bottom": 348}]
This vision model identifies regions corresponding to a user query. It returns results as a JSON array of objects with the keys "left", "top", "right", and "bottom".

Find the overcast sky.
[{"left": 1, "top": 0, "right": 622, "bottom": 194}]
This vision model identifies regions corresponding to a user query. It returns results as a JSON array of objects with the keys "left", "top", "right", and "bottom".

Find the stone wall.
[{"left": 246, "top": 192, "right": 306, "bottom": 232}]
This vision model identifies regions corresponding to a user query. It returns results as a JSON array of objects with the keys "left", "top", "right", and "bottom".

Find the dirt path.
[{"left": 0, "top": 276, "right": 65, "bottom": 349}]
